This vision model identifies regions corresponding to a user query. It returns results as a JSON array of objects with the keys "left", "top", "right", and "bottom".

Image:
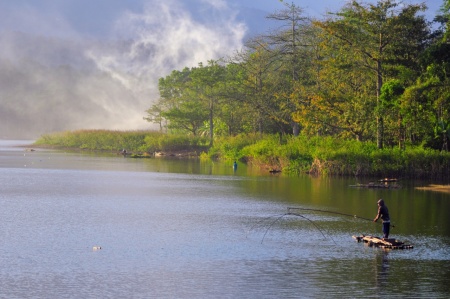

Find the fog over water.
[{"left": 0, "top": 0, "right": 442, "bottom": 139}]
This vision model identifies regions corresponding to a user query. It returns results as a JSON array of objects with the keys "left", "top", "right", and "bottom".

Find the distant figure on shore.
[
  {"left": 233, "top": 161, "right": 237, "bottom": 172},
  {"left": 373, "top": 199, "right": 390, "bottom": 239}
]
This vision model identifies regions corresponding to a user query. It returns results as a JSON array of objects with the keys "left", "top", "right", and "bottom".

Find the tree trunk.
[
  {"left": 209, "top": 98, "right": 214, "bottom": 147},
  {"left": 292, "top": 122, "right": 300, "bottom": 136},
  {"left": 376, "top": 40, "right": 384, "bottom": 149},
  {"left": 398, "top": 115, "right": 404, "bottom": 150}
]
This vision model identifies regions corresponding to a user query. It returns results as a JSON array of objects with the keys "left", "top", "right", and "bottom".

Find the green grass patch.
[
  {"left": 210, "top": 134, "right": 450, "bottom": 178},
  {"left": 35, "top": 130, "right": 152, "bottom": 152},
  {"left": 35, "top": 130, "right": 209, "bottom": 154}
]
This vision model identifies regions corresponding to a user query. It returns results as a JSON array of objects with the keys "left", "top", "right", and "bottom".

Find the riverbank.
[{"left": 34, "top": 130, "right": 450, "bottom": 179}]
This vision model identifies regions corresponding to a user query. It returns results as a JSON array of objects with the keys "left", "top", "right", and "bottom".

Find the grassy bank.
[
  {"left": 35, "top": 130, "right": 209, "bottom": 154},
  {"left": 208, "top": 134, "right": 450, "bottom": 179},
  {"left": 35, "top": 130, "right": 450, "bottom": 178}
]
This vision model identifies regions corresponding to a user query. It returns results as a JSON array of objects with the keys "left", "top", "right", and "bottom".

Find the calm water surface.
[{"left": 1, "top": 140, "right": 449, "bottom": 298}]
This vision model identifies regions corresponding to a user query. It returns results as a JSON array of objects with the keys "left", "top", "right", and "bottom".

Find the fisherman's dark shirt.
[{"left": 377, "top": 205, "right": 390, "bottom": 222}]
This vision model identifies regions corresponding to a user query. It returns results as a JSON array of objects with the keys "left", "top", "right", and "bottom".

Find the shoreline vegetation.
[{"left": 34, "top": 129, "right": 450, "bottom": 179}]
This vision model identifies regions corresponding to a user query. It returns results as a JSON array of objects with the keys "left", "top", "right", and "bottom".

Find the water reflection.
[{"left": 375, "top": 251, "right": 390, "bottom": 292}]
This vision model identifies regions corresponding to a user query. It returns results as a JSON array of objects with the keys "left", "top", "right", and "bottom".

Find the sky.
[{"left": 0, "top": 0, "right": 443, "bottom": 139}]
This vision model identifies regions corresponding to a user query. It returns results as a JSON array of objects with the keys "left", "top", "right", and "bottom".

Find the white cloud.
[{"left": 87, "top": 0, "right": 247, "bottom": 98}]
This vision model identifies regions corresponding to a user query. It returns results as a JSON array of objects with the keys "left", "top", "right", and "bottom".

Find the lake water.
[{"left": 1, "top": 140, "right": 449, "bottom": 298}]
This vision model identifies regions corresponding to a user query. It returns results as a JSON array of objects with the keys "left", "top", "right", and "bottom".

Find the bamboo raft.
[
  {"left": 350, "top": 178, "right": 400, "bottom": 189},
  {"left": 352, "top": 235, "right": 414, "bottom": 250}
]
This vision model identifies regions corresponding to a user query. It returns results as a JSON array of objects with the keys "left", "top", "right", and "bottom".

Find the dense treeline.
[{"left": 145, "top": 0, "right": 450, "bottom": 152}]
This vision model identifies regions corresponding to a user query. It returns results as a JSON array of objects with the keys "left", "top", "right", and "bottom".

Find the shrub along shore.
[{"left": 34, "top": 130, "right": 450, "bottom": 179}]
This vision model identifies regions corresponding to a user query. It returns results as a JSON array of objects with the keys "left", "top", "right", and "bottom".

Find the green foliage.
[
  {"left": 162, "top": 101, "right": 208, "bottom": 136},
  {"left": 35, "top": 130, "right": 154, "bottom": 152},
  {"left": 209, "top": 133, "right": 449, "bottom": 178},
  {"left": 380, "top": 80, "right": 405, "bottom": 109},
  {"left": 240, "top": 135, "right": 280, "bottom": 163},
  {"left": 150, "top": 134, "right": 209, "bottom": 152},
  {"left": 35, "top": 130, "right": 209, "bottom": 154},
  {"left": 208, "top": 133, "right": 264, "bottom": 160}
]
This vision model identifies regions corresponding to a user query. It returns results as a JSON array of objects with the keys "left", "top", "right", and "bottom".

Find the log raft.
[
  {"left": 349, "top": 182, "right": 401, "bottom": 189},
  {"left": 350, "top": 178, "right": 400, "bottom": 189},
  {"left": 352, "top": 235, "right": 413, "bottom": 250}
]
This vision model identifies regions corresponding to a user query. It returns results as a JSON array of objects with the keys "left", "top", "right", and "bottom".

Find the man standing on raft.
[{"left": 373, "top": 199, "right": 390, "bottom": 239}]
